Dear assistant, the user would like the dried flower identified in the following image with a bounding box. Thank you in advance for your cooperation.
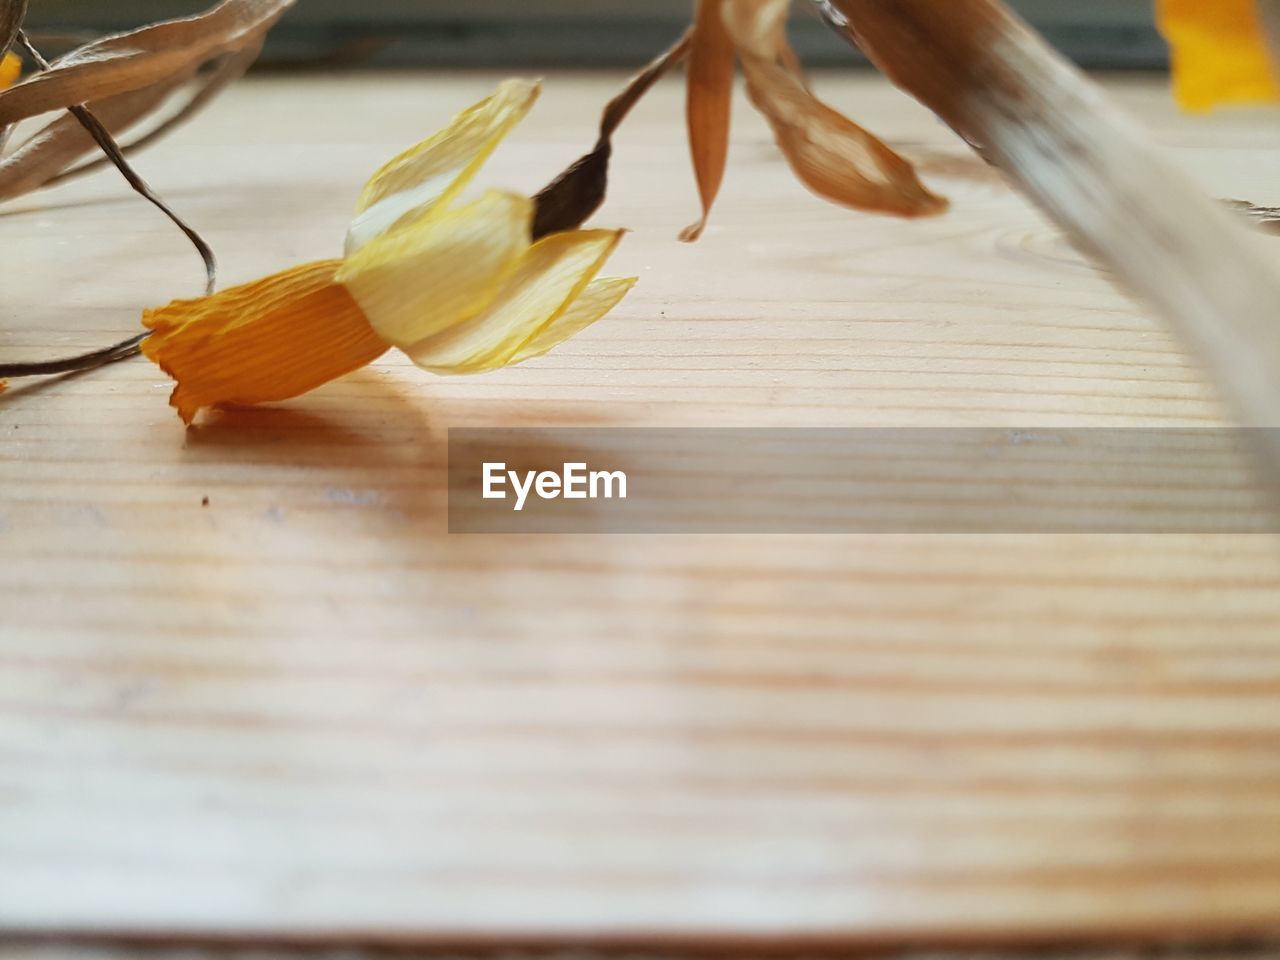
[1157,0,1280,111]
[143,79,636,424]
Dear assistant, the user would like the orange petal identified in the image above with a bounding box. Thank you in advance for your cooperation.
[723,0,946,218]
[142,259,389,424]
[0,52,19,90]
[681,0,736,242]
[1157,0,1280,111]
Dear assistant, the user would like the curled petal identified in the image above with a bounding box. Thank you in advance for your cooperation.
[1156,0,1280,110]
[405,228,627,374]
[510,276,637,365]
[338,188,533,349]
[723,0,946,217]
[681,0,736,241]
[142,259,388,424]
[346,78,539,254]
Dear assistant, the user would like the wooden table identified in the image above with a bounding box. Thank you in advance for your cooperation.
[2,70,1279,949]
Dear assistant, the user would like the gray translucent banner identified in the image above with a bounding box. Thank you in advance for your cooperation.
[448,428,1280,534]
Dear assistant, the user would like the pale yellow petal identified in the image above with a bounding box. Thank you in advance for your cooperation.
[337,189,533,348]
[345,78,540,254]
[405,229,625,374]
[510,276,637,365]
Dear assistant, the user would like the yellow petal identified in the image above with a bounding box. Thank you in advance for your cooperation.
[722,0,946,218]
[0,52,19,91]
[142,259,389,424]
[1157,0,1280,111]
[510,276,637,365]
[337,188,533,349]
[345,78,540,254]
[402,228,625,374]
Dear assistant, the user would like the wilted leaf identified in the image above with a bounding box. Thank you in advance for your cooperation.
[45,42,264,187]
[680,0,736,241]
[532,28,691,239]
[0,0,294,199]
[723,0,946,218]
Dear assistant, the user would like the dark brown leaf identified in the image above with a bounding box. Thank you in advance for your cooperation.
[532,28,691,239]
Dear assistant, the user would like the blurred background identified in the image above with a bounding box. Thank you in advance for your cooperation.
[25,0,1164,69]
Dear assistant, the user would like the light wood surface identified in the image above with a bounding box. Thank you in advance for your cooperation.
[2,70,1280,946]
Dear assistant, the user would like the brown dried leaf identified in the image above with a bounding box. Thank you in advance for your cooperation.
[532,28,691,239]
[723,0,946,218]
[46,44,262,188]
[0,0,292,132]
[0,0,291,210]
[0,73,173,199]
[680,0,737,241]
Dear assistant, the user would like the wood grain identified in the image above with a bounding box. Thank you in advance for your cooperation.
[1,71,1280,946]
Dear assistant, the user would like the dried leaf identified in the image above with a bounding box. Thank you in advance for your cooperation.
[10,30,217,295]
[0,0,292,130]
[680,0,736,241]
[723,0,946,218]
[532,28,691,239]
[46,43,263,186]
[0,71,172,199]
[0,0,293,197]
[143,259,388,425]
[0,0,293,383]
